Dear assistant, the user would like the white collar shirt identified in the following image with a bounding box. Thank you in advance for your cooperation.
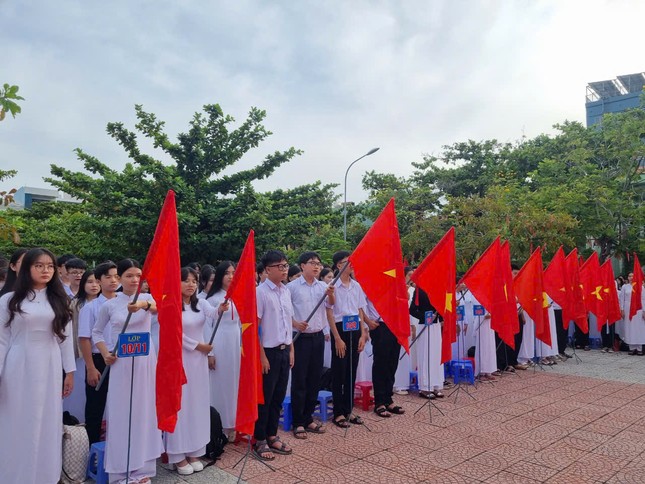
[287,277,331,333]
[332,278,367,322]
[257,279,294,347]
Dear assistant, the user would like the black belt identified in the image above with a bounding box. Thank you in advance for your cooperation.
[265,344,289,351]
[293,330,323,338]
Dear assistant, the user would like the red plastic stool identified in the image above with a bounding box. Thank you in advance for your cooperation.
[354,381,374,411]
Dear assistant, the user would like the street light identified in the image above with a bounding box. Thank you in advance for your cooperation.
[343,147,380,241]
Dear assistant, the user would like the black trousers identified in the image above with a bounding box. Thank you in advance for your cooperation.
[291,331,324,428]
[254,346,290,441]
[495,318,523,369]
[370,323,401,407]
[330,322,360,418]
[553,309,568,354]
[574,322,589,348]
[601,323,616,349]
[85,354,109,445]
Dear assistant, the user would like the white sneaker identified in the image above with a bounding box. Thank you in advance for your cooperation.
[176,462,194,475]
[189,459,204,472]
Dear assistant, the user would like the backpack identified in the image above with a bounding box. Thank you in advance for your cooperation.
[205,406,228,460]
[60,424,89,484]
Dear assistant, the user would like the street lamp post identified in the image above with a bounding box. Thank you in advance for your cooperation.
[343,147,380,241]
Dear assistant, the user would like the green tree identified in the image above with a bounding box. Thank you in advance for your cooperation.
[0,84,24,121]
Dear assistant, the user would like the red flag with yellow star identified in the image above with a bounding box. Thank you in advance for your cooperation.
[411,227,456,363]
[513,248,550,346]
[579,252,607,326]
[458,237,500,312]
[141,190,185,432]
[565,249,588,333]
[600,260,621,327]
[349,198,411,352]
[490,240,520,349]
[544,247,573,330]
[630,254,643,319]
[226,230,263,435]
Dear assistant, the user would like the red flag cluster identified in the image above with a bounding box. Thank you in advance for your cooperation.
[514,248,550,346]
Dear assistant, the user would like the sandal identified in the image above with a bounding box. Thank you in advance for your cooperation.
[306,422,325,434]
[432,391,444,399]
[293,426,308,439]
[375,405,392,418]
[252,440,275,461]
[332,416,350,428]
[349,414,364,425]
[419,390,436,399]
[267,436,292,455]
[386,404,405,414]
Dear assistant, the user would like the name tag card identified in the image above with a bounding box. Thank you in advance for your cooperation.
[342,315,360,332]
[118,332,151,357]
[473,305,485,317]
[424,311,437,325]
[457,305,465,322]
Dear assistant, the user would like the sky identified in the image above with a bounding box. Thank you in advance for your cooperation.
[2,0,644,204]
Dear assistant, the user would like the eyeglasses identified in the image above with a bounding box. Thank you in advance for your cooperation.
[267,263,289,271]
[306,261,323,267]
[33,263,56,272]
[68,270,85,277]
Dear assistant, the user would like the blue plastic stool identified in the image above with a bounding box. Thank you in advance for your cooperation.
[590,337,602,349]
[87,441,109,484]
[452,360,475,385]
[313,390,334,422]
[409,371,419,392]
[279,396,292,431]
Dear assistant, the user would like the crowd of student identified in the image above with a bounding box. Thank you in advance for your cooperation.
[0,247,643,484]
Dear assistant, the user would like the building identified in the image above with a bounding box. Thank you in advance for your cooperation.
[10,186,79,209]
[585,72,645,127]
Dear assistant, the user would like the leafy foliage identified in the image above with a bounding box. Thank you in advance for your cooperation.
[0,84,24,121]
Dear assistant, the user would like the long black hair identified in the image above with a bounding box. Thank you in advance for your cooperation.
[0,248,29,297]
[74,269,97,308]
[181,267,200,312]
[206,261,235,299]
[6,248,71,341]
[199,264,216,293]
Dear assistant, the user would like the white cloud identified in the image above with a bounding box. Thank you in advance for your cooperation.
[1,0,644,205]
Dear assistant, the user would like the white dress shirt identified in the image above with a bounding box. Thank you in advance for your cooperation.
[257,279,294,347]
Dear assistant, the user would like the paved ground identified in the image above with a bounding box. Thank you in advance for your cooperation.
[154,349,645,483]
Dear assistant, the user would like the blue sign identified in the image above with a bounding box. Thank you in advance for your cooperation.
[424,311,436,325]
[117,332,151,357]
[457,305,465,322]
[342,315,360,332]
[473,305,485,317]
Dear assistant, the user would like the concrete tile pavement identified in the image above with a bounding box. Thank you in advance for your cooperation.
[156,349,645,483]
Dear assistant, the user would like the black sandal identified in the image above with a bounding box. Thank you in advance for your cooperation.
[349,414,364,425]
[332,416,350,428]
[293,426,308,439]
[386,404,405,414]
[306,422,325,434]
[267,436,292,455]
[252,440,275,461]
[375,405,392,418]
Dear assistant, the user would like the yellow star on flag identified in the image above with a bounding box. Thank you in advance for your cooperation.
[445,293,453,312]
[239,322,252,356]
[591,286,603,301]
[542,292,549,308]
[503,284,508,301]
[383,269,396,278]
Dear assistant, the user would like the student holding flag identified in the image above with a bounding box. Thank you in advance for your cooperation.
[287,251,335,438]
[92,259,163,484]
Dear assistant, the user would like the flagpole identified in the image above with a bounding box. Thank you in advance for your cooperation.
[402,292,465,359]
[292,262,349,343]
[208,304,227,346]
[95,288,142,392]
